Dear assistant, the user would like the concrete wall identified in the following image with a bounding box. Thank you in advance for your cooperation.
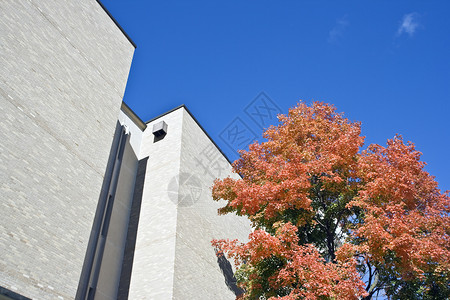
[128,107,251,299]
[94,109,143,300]
[0,0,135,298]
[129,109,184,300]
[173,109,250,300]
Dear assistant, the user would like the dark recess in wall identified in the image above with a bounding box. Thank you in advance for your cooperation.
[117,157,149,299]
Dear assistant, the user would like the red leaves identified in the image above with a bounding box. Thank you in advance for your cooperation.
[213,102,364,225]
[212,102,450,299]
[352,135,450,279]
[213,223,367,299]
[271,244,366,300]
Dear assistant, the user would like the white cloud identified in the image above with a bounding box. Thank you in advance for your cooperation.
[397,13,420,37]
[328,16,349,44]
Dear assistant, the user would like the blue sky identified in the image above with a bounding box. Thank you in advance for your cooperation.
[102,0,450,191]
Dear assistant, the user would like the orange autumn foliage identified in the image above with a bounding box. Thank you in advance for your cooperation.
[212,223,366,299]
[214,102,363,226]
[212,102,450,299]
[352,136,450,279]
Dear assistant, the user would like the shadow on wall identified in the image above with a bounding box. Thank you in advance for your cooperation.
[0,286,32,300]
[215,249,245,298]
[117,157,149,300]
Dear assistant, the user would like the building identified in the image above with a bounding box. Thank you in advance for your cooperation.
[0,1,250,299]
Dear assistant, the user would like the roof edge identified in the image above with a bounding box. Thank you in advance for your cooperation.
[121,102,147,131]
[96,0,137,48]
[145,105,186,124]
[145,105,235,166]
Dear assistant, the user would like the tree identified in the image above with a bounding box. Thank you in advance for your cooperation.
[212,102,450,299]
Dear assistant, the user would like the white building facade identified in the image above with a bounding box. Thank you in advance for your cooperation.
[0,1,250,299]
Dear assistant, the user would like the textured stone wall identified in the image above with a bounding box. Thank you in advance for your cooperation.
[93,109,143,300]
[173,109,250,300]
[129,109,184,300]
[128,107,251,299]
[0,0,135,298]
